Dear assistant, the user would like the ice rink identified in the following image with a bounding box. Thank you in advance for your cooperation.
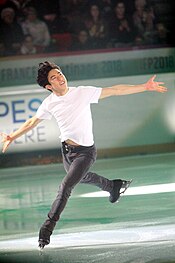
[0,152,175,262]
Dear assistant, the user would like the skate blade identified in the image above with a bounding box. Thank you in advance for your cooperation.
[38,245,45,255]
[120,179,133,195]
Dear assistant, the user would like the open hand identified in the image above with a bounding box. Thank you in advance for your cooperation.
[145,75,167,93]
[0,133,12,153]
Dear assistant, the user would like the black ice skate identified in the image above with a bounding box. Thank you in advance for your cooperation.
[38,242,45,251]
[109,179,132,203]
[38,227,51,251]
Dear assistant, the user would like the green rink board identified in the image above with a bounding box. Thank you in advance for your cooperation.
[0,47,174,87]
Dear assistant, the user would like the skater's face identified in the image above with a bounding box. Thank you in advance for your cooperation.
[46,69,68,95]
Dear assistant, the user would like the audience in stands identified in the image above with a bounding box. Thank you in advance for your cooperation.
[60,0,88,35]
[154,22,171,46]
[20,7,51,53]
[71,29,92,51]
[0,0,32,22]
[43,13,70,35]
[0,0,174,57]
[133,0,155,45]
[84,3,109,49]
[33,0,70,35]
[100,0,113,19]
[109,1,136,47]
[0,7,24,55]
[20,33,36,55]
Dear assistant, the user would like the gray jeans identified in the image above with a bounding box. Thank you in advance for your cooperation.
[40,142,113,234]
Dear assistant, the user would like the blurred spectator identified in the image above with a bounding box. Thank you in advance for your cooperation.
[71,29,92,51]
[0,0,35,22]
[0,7,24,55]
[20,33,36,54]
[109,1,135,47]
[101,0,113,19]
[21,7,51,52]
[32,0,70,35]
[154,22,170,45]
[89,0,113,19]
[60,0,89,34]
[133,0,155,45]
[44,14,70,35]
[84,4,109,49]
[0,0,174,57]
[132,0,147,32]
[133,34,144,48]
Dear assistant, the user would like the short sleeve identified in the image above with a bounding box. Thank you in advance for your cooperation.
[36,101,52,120]
[78,86,102,104]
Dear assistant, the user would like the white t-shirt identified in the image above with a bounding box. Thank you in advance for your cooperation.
[36,86,102,146]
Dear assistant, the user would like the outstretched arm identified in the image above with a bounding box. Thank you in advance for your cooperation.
[1,115,42,153]
[100,75,167,99]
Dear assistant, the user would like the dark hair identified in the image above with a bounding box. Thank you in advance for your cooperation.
[37,61,61,89]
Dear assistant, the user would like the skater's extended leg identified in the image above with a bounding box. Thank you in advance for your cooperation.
[80,172,113,192]
[38,144,96,248]
[81,173,132,203]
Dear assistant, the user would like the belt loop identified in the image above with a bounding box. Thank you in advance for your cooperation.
[62,141,69,154]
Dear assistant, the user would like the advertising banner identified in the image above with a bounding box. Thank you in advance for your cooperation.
[0,88,60,152]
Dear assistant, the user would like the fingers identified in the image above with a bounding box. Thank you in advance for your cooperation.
[0,133,12,142]
[2,146,6,153]
[148,75,164,86]
[150,75,156,82]
[2,145,8,153]
[0,133,12,152]
[2,140,11,153]
[156,85,167,93]
[2,142,6,153]
[0,133,7,143]
[156,81,164,85]
[146,75,167,92]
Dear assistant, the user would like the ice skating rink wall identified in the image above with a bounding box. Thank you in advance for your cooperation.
[0,47,175,155]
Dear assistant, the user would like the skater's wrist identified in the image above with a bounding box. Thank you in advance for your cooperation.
[8,135,14,141]
[144,83,150,91]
